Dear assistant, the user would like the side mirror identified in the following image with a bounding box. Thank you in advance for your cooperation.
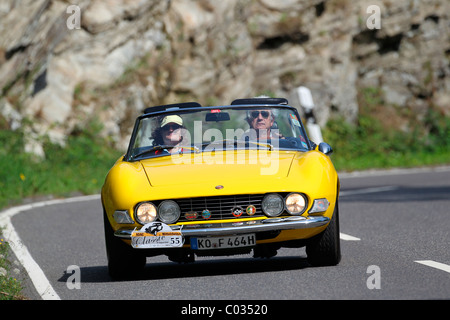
[318,142,333,155]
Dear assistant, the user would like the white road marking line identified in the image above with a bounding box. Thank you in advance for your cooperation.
[340,186,398,197]
[415,260,450,274]
[338,165,450,178]
[1,217,60,300]
[340,233,361,241]
[0,194,100,300]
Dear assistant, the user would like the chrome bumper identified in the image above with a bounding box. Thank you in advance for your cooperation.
[114,216,330,239]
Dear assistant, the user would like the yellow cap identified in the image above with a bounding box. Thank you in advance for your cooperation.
[160,115,183,128]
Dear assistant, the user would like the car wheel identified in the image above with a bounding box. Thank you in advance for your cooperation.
[103,208,146,280]
[306,199,341,266]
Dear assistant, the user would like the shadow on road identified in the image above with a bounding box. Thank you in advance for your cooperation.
[58,255,311,283]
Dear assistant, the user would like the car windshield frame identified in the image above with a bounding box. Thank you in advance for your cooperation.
[124,104,313,162]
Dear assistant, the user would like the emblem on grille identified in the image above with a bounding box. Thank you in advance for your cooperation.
[231,206,244,217]
[201,209,211,220]
[185,211,198,220]
[246,205,256,216]
[215,185,224,189]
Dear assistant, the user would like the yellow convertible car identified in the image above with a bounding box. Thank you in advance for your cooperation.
[102,98,340,279]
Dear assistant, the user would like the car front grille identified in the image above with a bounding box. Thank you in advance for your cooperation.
[174,194,265,222]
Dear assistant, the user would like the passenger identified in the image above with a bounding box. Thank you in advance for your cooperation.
[151,115,190,154]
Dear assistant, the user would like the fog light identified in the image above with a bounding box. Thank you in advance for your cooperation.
[135,202,157,224]
[285,193,307,215]
[262,193,284,217]
[309,198,330,214]
[158,200,181,224]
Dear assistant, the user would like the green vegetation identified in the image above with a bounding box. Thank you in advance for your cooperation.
[323,114,450,171]
[0,231,26,300]
[0,119,122,209]
[322,87,450,171]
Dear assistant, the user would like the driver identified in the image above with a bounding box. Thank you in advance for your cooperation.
[241,108,283,141]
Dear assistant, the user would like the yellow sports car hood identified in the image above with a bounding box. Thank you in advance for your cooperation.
[141,150,295,187]
[101,149,338,214]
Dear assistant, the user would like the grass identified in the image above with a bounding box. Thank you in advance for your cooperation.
[0,120,122,209]
[0,232,27,300]
[322,87,450,171]
[323,112,450,171]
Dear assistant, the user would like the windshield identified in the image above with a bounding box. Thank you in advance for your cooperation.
[127,106,310,161]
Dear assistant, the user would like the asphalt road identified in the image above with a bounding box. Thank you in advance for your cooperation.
[6,166,450,301]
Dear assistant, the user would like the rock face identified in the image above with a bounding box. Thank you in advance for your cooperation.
[0,0,449,152]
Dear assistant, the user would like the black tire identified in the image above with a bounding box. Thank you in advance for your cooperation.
[306,199,341,266]
[103,208,146,280]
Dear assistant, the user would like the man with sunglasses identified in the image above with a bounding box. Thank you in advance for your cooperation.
[243,108,282,141]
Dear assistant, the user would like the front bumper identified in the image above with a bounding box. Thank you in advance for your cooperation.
[114,215,330,239]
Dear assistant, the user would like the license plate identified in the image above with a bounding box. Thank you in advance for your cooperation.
[131,222,184,249]
[190,234,256,250]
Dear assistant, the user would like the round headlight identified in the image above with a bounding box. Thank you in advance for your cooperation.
[135,202,157,224]
[158,200,181,224]
[285,193,307,215]
[262,193,284,217]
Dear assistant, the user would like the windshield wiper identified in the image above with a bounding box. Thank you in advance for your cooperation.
[132,145,200,159]
[244,140,274,151]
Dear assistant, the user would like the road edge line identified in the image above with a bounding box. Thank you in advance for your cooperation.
[340,233,361,241]
[415,260,450,274]
[0,194,100,300]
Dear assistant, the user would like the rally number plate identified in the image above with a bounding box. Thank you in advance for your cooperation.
[190,234,256,250]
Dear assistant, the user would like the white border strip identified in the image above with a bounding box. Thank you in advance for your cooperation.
[0,195,100,300]
[340,233,361,241]
[340,186,398,197]
[415,260,450,274]
[339,165,450,179]
[1,219,60,300]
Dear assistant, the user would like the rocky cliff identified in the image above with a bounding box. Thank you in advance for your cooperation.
[0,0,449,155]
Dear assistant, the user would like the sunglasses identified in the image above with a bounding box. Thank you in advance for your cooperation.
[250,111,270,119]
[162,124,182,131]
